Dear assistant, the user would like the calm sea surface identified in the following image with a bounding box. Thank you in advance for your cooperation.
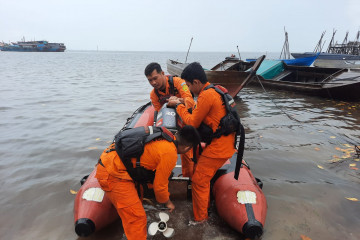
[0,51,359,240]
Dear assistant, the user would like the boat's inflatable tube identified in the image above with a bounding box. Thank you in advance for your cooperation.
[73,168,119,237]
[212,157,267,239]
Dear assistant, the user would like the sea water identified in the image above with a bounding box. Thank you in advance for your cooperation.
[0,51,359,240]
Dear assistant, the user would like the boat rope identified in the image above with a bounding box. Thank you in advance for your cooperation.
[254,75,301,123]
[253,75,360,149]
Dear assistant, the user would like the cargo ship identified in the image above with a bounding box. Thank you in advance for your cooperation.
[0,40,66,52]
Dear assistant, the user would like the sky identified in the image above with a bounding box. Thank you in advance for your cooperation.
[0,0,359,52]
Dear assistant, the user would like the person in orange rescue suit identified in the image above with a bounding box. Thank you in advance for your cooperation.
[145,62,196,178]
[168,62,236,223]
[95,125,201,240]
[145,62,194,112]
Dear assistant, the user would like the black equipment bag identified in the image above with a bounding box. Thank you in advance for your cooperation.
[114,126,174,183]
[201,84,245,180]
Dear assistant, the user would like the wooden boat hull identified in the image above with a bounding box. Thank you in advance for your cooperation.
[251,62,360,101]
[74,102,267,238]
[166,59,253,98]
[314,59,360,69]
[212,158,267,239]
[292,52,360,69]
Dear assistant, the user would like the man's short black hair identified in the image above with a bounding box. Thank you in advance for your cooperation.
[181,62,208,84]
[176,125,201,147]
[145,62,162,76]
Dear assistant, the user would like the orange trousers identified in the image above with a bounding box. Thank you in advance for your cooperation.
[191,155,227,221]
[96,165,147,240]
[180,150,194,178]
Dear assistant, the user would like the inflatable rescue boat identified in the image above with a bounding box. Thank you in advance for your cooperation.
[74,56,267,239]
[73,101,267,239]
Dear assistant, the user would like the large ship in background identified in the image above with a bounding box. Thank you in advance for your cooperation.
[0,39,66,52]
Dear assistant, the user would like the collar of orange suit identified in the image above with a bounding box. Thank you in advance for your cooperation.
[200,82,211,93]
[157,76,171,94]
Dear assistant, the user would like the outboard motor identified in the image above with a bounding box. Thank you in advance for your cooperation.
[155,104,183,133]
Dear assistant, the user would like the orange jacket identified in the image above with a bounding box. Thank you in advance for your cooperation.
[150,76,194,111]
[99,140,177,203]
[176,82,235,159]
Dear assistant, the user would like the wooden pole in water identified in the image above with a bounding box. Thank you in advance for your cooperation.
[185,37,193,63]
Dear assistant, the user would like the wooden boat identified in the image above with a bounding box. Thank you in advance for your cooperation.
[291,52,360,68]
[166,58,255,98]
[246,29,318,67]
[74,100,267,239]
[291,30,360,68]
[281,53,319,66]
[250,60,360,101]
[247,53,319,67]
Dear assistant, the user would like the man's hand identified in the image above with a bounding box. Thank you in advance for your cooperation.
[165,199,175,212]
[167,96,181,108]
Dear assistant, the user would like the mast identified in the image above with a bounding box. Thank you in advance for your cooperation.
[313,31,326,52]
[326,29,337,53]
[185,37,193,63]
[280,27,290,59]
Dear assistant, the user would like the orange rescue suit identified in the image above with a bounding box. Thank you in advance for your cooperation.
[95,140,177,240]
[150,76,194,112]
[150,76,195,177]
[176,82,236,221]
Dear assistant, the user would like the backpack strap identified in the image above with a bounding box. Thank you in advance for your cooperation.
[154,76,178,102]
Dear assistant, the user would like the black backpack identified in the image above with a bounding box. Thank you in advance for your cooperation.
[198,84,245,180]
[114,126,175,183]
[198,84,241,144]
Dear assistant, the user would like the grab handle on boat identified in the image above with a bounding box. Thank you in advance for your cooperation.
[153,111,158,126]
[234,124,246,180]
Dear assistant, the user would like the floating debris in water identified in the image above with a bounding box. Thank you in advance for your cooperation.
[317,165,324,169]
[345,197,359,202]
[70,189,78,195]
[300,234,312,240]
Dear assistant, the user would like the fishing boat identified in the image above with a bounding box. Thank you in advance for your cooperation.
[246,53,319,67]
[247,29,319,67]
[74,93,267,239]
[166,57,257,98]
[0,39,66,52]
[249,60,360,101]
[291,52,360,69]
[292,30,360,68]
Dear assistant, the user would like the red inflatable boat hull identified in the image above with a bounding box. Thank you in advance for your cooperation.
[212,160,267,239]
[73,168,119,237]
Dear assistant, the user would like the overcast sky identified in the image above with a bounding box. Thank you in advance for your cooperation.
[1,0,359,52]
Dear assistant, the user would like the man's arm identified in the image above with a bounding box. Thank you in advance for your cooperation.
[176,92,212,128]
[152,148,177,206]
[174,77,195,109]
